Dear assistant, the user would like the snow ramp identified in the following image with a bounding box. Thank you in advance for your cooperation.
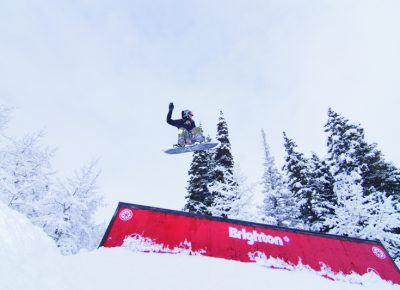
[100,202,400,284]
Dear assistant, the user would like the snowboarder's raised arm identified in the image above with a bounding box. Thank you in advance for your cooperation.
[166,102,181,128]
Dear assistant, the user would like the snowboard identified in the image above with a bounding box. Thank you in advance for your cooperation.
[164,142,219,154]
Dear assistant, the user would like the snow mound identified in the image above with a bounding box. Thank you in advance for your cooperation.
[0,202,69,290]
[0,202,58,259]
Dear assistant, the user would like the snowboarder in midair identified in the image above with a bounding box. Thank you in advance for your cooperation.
[167,102,205,147]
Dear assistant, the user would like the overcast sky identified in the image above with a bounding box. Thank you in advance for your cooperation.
[1,0,399,218]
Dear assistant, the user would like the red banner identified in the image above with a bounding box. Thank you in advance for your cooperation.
[100,203,400,284]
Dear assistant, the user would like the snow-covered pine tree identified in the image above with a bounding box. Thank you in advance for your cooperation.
[0,104,106,254]
[360,142,400,199]
[324,108,400,199]
[324,108,400,238]
[359,192,400,265]
[324,108,400,265]
[354,125,400,259]
[0,132,54,221]
[324,170,368,237]
[308,153,335,232]
[260,130,283,192]
[184,134,214,215]
[282,132,316,230]
[39,161,104,255]
[227,164,257,222]
[0,104,12,132]
[208,111,238,218]
[258,129,294,226]
[324,108,364,177]
[324,170,400,264]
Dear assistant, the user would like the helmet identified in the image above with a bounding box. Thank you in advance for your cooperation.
[181,110,193,119]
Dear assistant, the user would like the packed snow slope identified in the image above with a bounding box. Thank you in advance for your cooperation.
[1,203,398,290]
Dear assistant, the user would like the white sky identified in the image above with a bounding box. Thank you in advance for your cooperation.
[1,0,399,218]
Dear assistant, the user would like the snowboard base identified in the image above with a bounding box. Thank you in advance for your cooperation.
[164,142,219,154]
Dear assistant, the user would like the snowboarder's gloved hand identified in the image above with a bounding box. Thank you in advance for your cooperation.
[169,102,174,111]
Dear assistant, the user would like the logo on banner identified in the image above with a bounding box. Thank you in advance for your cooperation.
[119,209,133,221]
[228,227,288,246]
[372,247,386,259]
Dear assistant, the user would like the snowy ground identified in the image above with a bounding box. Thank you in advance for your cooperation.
[1,203,398,290]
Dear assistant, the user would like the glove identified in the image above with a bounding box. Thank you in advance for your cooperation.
[169,102,174,111]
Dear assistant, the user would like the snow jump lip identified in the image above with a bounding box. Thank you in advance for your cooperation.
[100,202,400,285]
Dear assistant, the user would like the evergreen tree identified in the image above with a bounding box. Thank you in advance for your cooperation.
[308,153,335,232]
[324,108,400,199]
[282,132,316,229]
[360,192,400,264]
[208,166,237,218]
[260,130,283,198]
[259,129,293,226]
[184,134,214,215]
[0,104,12,132]
[0,104,105,254]
[214,111,234,172]
[38,161,104,255]
[324,108,400,243]
[208,111,238,218]
[360,142,400,199]
[325,171,400,263]
[224,164,257,222]
[324,108,364,176]
[324,171,368,236]
[0,109,53,221]
[0,132,54,220]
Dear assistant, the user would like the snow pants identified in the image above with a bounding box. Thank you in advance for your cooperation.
[178,127,205,146]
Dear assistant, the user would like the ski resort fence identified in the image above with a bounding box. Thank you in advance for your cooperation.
[100,202,400,284]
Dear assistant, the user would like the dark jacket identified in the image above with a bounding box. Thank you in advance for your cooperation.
[167,109,196,131]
